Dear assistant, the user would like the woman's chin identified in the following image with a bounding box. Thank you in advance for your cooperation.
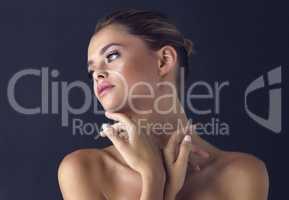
[101,99,129,113]
[99,90,129,111]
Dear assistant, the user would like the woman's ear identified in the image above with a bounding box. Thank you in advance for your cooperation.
[157,45,178,77]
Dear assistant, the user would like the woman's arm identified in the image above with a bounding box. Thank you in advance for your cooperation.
[103,111,167,200]
[163,134,193,200]
[163,124,210,200]
[140,170,166,200]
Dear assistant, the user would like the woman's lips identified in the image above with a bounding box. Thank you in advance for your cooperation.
[98,85,115,96]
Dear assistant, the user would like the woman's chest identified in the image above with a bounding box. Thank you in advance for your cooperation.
[174,168,220,199]
[105,163,222,200]
[104,168,142,200]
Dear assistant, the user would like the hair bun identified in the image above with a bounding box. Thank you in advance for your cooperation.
[183,38,194,56]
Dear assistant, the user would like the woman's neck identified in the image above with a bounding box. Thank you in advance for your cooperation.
[125,97,222,160]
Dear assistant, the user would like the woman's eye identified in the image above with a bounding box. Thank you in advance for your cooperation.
[105,50,120,63]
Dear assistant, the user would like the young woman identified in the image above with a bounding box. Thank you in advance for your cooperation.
[57,9,269,200]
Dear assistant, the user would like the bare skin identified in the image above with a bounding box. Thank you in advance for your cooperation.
[58,145,268,200]
[58,24,269,200]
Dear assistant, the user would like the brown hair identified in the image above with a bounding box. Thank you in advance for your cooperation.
[93,8,195,99]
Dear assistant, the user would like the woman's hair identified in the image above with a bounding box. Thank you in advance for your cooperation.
[93,8,195,99]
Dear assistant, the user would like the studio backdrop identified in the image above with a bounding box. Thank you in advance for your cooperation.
[0,0,288,199]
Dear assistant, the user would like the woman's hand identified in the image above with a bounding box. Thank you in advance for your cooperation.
[101,111,166,200]
[163,124,210,200]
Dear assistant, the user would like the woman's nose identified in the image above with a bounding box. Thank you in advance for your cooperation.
[96,71,108,81]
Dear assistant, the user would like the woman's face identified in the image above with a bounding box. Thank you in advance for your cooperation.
[87,24,161,113]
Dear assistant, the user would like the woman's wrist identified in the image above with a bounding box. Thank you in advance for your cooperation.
[140,170,166,200]
[140,166,166,184]
[164,183,178,200]
[139,163,166,181]
[165,190,177,200]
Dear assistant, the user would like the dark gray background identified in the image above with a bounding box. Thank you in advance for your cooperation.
[0,0,288,199]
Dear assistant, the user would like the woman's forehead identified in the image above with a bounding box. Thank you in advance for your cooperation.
[88,25,147,57]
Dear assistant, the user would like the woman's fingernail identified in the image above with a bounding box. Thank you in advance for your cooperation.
[184,135,191,142]
[101,123,110,130]
[99,131,104,137]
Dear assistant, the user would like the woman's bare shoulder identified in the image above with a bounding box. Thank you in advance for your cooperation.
[217,151,268,177]
[213,151,269,199]
[58,148,103,169]
[57,146,121,177]
[184,151,269,199]
[57,146,120,199]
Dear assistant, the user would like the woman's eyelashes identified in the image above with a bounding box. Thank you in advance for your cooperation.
[105,50,120,63]
[87,49,120,81]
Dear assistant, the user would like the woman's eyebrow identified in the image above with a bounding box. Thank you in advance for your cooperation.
[99,42,123,55]
[87,42,123,68]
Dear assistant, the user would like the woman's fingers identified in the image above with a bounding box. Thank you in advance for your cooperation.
[164,123,197,161]
[104,112,137,140]
[175,135,192,170]
[175,132,210,172]
[164,130,183,164]
[164,123,197,164]
[113,123,129,140]
[100,122,127,137]
[99,123,110,137]
[104,126,126,150]
[187,123,210,159]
